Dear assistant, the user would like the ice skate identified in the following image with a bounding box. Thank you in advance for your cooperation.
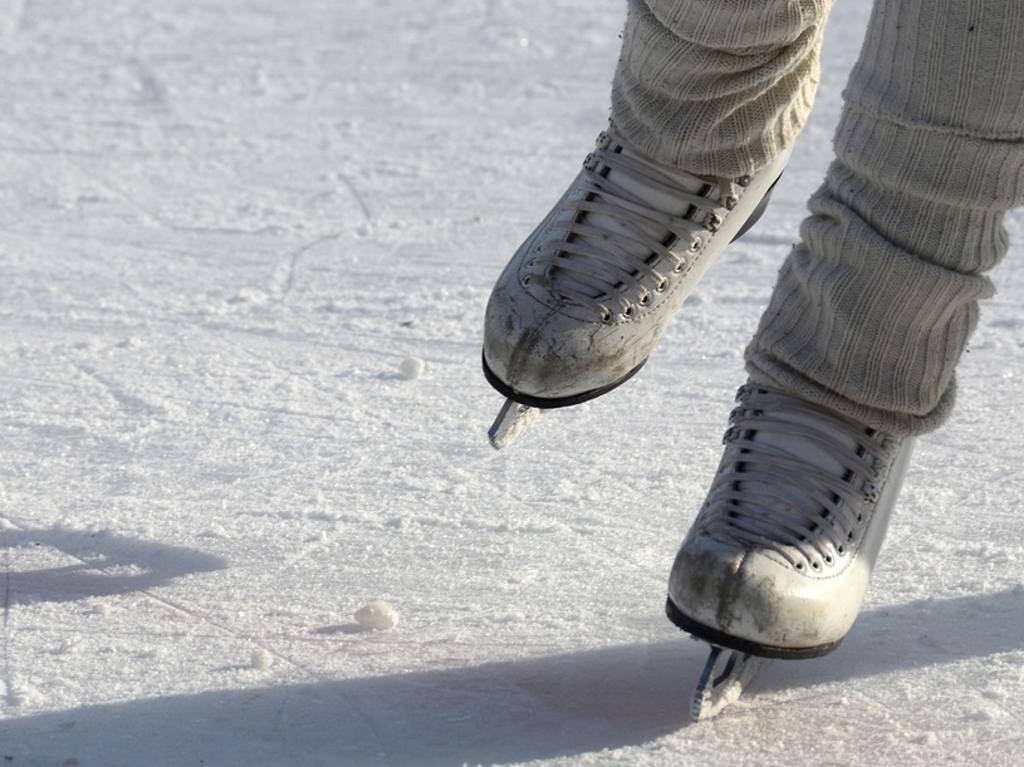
[482,125,789,448]
[666,385,915,719]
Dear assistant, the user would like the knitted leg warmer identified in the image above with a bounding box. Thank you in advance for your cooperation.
[611,0,833,176]
[745,0,1024,436]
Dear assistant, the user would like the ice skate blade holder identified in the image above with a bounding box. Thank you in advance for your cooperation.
[666,598,843,720]
[483,357,646,450]
[691,644,767,721]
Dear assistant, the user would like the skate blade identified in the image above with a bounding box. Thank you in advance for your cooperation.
[691,644,767,722]
[488,398,541,450]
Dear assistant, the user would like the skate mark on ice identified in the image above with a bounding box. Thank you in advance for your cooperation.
[16,127,277,236]
[988,317,1024,330]
[73,363,165,418]
[313,622,368,636]
[337,173,372,222]
[270,233,340,301]
[162,394,344,425]
[24,130,178,230]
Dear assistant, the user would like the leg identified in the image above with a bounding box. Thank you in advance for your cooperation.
[746,0,1024,436]
[482,0,835,444]
[612,0,834,176]
[667,0,1024,692]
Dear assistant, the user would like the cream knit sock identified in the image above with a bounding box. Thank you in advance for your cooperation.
[611,0,833,176]
[745,0,1024,436]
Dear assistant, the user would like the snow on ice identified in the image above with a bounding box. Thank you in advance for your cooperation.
[250,649,274,670]
[399,357,427,380]
[354,600,400,632]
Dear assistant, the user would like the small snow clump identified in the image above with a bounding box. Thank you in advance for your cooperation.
[399,357,425,380]
[251,649,274,669]
[355,600,399,631]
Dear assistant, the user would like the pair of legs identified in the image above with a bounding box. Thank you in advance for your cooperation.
[481,0,1024,677]
[613,0,1024,437]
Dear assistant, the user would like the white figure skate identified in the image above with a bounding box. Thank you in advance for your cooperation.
[666,385,915,719]
[483,125,789,449]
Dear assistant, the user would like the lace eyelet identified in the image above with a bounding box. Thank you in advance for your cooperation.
[521,275,531,286]
[824,554,834,565]
[737,175,752,187]
[689,238,701,253]
[811,561,821,571]
[795,562,805,571]
[655,280,667,293]
[639,294,651,306]
[837,545,845,555]
[708,214,723,232]
[724,195,738,210]
[672,259,686,274]
[621,305,636,319]
[599,310,613,323]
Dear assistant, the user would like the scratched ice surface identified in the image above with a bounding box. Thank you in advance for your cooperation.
[0,2,1021,765]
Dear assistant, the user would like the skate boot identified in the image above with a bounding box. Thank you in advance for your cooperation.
[482,124,789,448]
[665,384,915,719]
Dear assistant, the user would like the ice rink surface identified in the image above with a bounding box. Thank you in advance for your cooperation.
[1,1,1022,765]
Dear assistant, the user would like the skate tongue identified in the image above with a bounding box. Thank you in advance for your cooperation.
[750,412,853,478]
[615,146,706,210]
[705,388,888,565]
[554,143,710,302]
[734,410,864,515]
[582,145,704,263]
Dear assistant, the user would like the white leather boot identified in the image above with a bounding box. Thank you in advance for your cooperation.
[667,384,915,658]
[482,125,789,410]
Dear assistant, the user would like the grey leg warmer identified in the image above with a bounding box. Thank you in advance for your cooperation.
[611,0,834,177]
[745,0,1024,436]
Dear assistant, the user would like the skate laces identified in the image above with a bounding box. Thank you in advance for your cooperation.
[529,126,744,322]
[698,386,895,573]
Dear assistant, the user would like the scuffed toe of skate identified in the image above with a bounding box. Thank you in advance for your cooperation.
[483,284,646,403]
[667,533,858,657]
[667,534,750,634]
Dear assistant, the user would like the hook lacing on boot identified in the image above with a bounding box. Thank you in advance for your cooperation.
[696,386,897,573]
[526,126,745,322]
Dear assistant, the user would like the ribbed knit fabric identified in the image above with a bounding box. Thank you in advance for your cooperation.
[745,0,1024,436]
[611,0,833,176]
